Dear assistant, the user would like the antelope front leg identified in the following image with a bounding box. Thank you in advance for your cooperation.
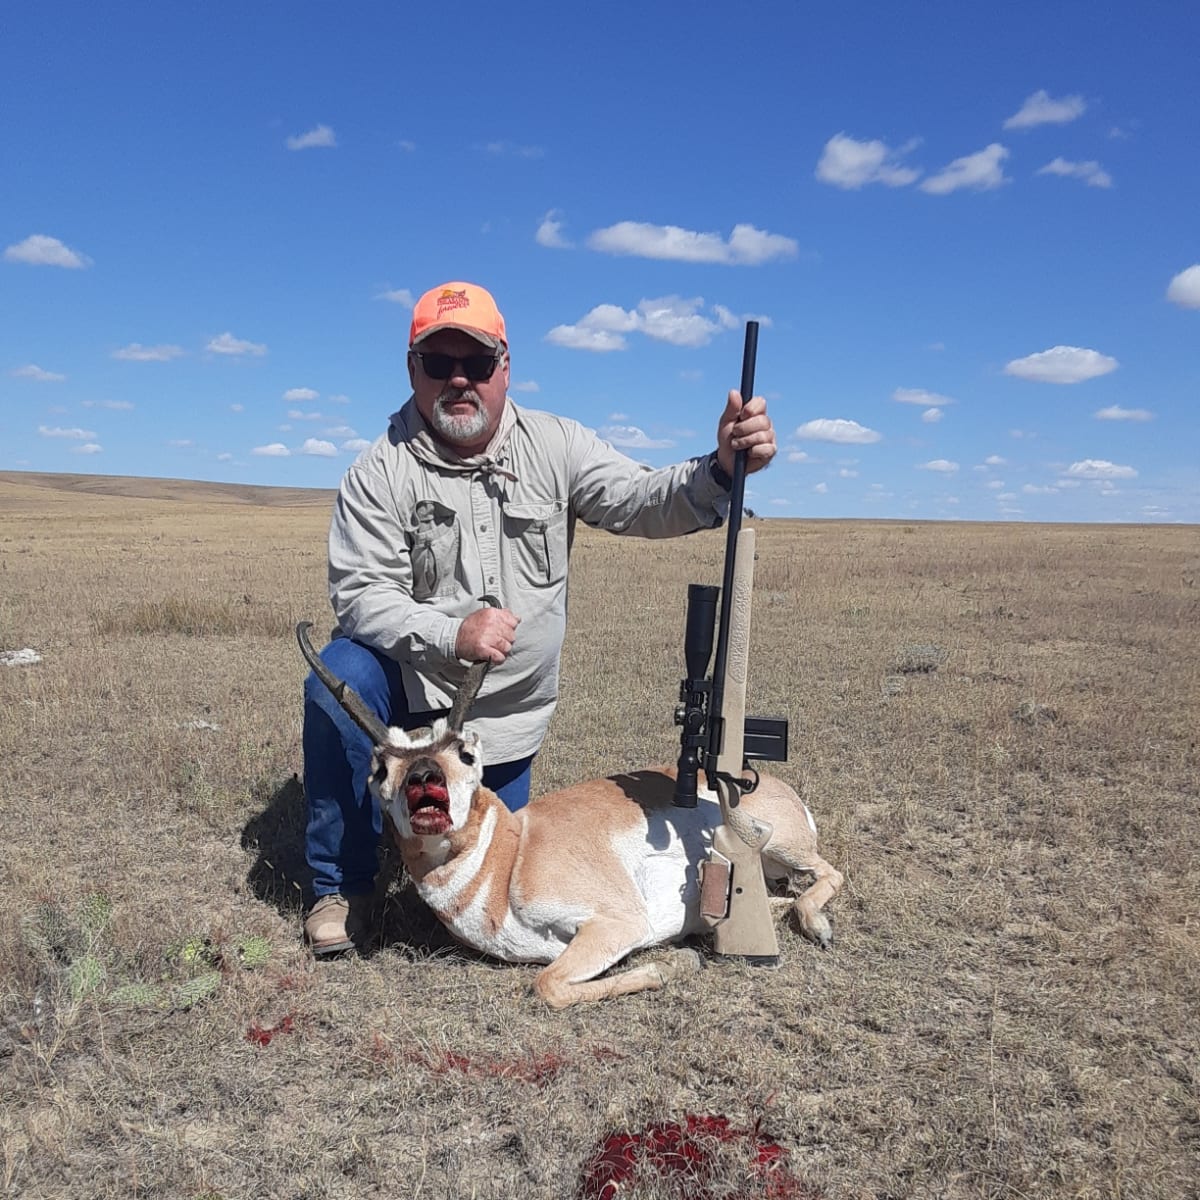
[532,917,700,1010]
[789,855,843,949]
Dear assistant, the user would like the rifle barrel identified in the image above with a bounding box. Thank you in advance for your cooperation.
[706,320,758,778]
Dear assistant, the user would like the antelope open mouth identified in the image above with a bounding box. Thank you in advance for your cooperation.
[405,770,453,835]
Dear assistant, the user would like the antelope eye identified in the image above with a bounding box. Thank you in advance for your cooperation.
[458,747,475,766]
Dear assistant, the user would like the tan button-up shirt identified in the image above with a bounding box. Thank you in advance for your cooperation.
[328,397,731,762]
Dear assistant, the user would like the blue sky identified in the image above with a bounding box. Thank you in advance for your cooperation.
[3,1,1197,522]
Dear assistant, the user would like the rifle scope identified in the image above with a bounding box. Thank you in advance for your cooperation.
[672,583,718,807]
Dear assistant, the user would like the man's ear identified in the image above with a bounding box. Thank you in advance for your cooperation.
[500,350,511,391]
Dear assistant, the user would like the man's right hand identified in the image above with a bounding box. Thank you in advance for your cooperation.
[456,605,520,664]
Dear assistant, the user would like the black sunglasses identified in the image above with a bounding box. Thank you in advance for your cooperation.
[411,351,501,382]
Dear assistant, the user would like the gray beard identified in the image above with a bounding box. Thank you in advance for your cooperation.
[431,390,490,446]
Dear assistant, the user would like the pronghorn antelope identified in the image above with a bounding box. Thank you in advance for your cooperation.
[299,624,842,1009]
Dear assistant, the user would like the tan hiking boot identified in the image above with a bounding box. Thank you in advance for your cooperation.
[304,894,358,957]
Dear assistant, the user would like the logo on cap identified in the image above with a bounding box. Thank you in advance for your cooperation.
[435,289,471,316]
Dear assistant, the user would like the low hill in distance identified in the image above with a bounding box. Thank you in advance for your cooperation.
[0,470,336,509]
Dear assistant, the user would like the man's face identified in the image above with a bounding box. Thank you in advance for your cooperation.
[408,329,510,456]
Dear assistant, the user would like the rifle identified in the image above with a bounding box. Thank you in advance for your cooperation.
[672,321,788,962]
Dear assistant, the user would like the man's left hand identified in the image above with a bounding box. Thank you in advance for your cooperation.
[717,390,776,477]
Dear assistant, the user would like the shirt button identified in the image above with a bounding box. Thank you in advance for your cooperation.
[480,524,488,532]
[488,575,496,584]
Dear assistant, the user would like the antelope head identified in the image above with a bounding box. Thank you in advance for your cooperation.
[296,622,488,838]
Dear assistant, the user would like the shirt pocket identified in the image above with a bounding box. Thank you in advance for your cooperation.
[503,500,568,588]
[405,501,462,602]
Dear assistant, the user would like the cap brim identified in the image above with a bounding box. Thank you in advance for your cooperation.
[410,324,504,351]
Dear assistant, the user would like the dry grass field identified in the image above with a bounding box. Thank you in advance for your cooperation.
[1,469,1197,1200]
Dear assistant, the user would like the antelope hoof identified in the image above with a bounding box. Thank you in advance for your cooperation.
[802,913,834,950]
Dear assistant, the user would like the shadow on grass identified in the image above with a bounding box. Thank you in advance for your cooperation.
[240,774,312,917]
[238,775,469,961]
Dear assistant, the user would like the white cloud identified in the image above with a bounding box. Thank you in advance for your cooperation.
[1022,483,1059,494]
[1064,459,1137,479]
[38,425,97,439]
[4,234,91,268]
[536,210,572,249]
[229,403,244,413]
[342,438,371,453]
[638,296,730,347]
[12,364,65,382]
[322,424,357,437]
[1094,405,1152,421]
[288,410,323,421]
[1004,345,1118,383]
[920,144,1010,194]
[795,418,882,444]
[73,443,103,455]
[1003,90,1086,130]
[709,304,742,330]
[546,296,739,352]
[252,443,290,457]
[112,343,186,361]
[283,387,319,402]
[1166,264,1200,309]
[986,480,1005,490]
[787,450,814,463]
[1037,158,1113,188]
[82,399,134,410]
[286,124,336,151]
[299,438,337,457]
[598,424,675,450]
[922,408,943,423]
[376,288,415,306]
[167,439,194,448]
[512,380,540,393]
[586,221,797,265]
[328,393,350,404]
[217,452,233,462]
[838,468,858,478]
[815,133,921,189]
[813,482,829,494]
[208,332,267,356]
[893,387,955,406]
[919,459,959,473]
[985,455,1007,465]
[546,304,639,352]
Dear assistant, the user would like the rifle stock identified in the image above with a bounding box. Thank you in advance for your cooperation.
[700,526,780,961]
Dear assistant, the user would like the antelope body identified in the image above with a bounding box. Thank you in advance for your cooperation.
[377,721,842,1008]
[297,624,842,1008]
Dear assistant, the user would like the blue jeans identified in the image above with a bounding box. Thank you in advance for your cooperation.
[303,637,534,898]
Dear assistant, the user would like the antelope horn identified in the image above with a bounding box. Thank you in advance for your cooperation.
[446,593,501,732]
[296,623,391,747]
[447,658,490,732]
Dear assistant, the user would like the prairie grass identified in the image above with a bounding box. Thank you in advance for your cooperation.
[0,471,1197,1199]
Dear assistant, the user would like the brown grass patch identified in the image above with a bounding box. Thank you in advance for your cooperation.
[1,473,1197,1198]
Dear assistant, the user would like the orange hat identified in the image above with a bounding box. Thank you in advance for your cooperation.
[409,282,507,349]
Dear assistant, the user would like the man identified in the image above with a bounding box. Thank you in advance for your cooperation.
[303,281,777,955]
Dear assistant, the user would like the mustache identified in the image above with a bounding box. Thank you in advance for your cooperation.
[435,388,482,408]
